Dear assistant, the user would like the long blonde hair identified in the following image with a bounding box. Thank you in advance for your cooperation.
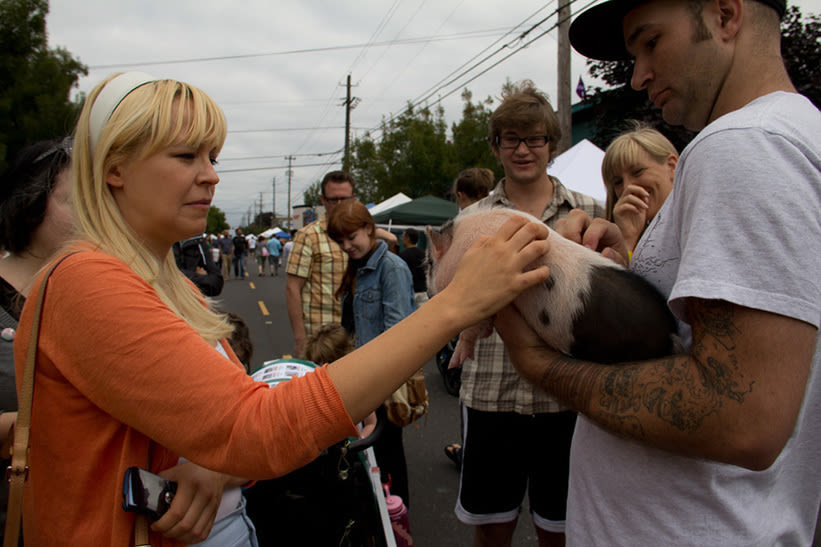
[72,74,233,343]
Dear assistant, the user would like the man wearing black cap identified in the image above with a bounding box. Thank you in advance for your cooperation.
[495,0,821,544]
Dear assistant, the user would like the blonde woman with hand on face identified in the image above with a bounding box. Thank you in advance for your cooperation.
[14,72,551,547]
[601,124,678,253]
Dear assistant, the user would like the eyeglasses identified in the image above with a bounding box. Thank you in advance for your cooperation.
[323,195,354,204]
[495,135,550,150]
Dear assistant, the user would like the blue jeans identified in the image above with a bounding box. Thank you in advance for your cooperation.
[233,253,246,278]
[192,496,259,547]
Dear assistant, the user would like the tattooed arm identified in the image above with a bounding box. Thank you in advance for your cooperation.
[495,299,815,470]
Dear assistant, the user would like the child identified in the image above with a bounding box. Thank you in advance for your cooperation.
[305,324,376,438]
[225,312,253,373]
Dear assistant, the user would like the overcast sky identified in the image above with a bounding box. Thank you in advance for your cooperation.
[47,0,821,228]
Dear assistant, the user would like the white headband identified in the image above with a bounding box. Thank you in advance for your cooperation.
[88,71,157,155]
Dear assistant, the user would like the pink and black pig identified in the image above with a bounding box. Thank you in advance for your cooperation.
[426,206,678,368]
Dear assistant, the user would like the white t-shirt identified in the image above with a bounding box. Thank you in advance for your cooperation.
[567,92,821,546]
[180,342,242,525]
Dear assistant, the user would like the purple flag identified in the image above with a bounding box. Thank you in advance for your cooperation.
[576,76,587,100]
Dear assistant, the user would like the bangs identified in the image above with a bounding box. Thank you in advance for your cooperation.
[327,214,362,241]
[127,81,227,158]
[602,128,678,186]
[173,84,227,153]
[327,201,374,241]
[602,138,645,185]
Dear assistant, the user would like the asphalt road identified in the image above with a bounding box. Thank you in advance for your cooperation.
[216,265,540,546]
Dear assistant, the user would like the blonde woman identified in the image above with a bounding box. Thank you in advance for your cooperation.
[601,124,678,252]
[14,72,551,546]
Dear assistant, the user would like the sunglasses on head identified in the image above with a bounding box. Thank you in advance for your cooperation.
[34,136,73,163]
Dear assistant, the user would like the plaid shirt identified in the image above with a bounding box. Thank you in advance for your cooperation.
[460,178,605,414]
[285,216,348,336]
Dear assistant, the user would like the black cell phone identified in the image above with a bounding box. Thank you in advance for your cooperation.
[122,467,178,521]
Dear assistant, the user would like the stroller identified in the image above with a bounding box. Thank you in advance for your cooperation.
[244,359,396,547]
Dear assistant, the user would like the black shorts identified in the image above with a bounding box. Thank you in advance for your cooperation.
[455,407,577,532]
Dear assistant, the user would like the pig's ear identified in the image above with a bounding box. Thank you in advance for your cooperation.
[426,226,450,261]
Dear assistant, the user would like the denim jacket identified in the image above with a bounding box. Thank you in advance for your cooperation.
[343,240,416,348]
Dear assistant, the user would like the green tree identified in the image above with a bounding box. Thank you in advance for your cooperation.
[346,85,511,203]
[581,58,695,152]
[0,0,88,172]
[206,206,229,234]
[348,102,453,202]
[378,102,452,198]
[781,6,821,108]
[580,5,820,152]
[348,133,385,204]
[450,89,502,180]
[302,180,322,207]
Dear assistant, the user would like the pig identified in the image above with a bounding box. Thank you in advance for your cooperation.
[426,206,678,368]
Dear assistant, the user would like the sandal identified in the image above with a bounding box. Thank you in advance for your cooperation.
[443,443,463,469]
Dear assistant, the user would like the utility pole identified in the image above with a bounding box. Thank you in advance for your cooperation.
[272,176,276,227]
[341,74,360,172]
[285,155,295,230]
[557,0,572,154]
[344,74,351,170]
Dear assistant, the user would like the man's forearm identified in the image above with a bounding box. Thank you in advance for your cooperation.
[284,277,307,357]
[500,299,814,471]
[536,352,751,459]
[518,343,785,473]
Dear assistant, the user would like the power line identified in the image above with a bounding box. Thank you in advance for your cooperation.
[346,0,403,76]
[414,0,592,109]
[406,2,557,110]
[220,2,589,208]
[227,126,368,134]
[357,0,430,83]
[216,160,342,174]
[88,29,509,70]
[300,3,560,188]
[292,2,402,161]
[365,0,593,140]
[219,149,343,162]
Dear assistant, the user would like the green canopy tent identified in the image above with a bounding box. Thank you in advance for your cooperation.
[371,194,458,226]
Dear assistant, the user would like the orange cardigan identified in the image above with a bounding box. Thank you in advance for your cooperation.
[15,249,356,546]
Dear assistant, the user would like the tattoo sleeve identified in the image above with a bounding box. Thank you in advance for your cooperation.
[542,299,754,442]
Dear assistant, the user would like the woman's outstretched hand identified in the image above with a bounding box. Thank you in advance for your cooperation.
[440,216,551,327]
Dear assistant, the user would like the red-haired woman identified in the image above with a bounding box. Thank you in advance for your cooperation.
[327,199,416,507]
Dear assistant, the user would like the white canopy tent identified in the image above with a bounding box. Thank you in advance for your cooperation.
[547,139,607,204]
[258,227,288,238]
[367,192,412,216]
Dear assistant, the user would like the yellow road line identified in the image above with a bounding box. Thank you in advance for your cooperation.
[249,282,256,289]
[258,301,269,316]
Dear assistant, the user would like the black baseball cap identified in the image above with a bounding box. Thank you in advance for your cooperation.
[569,0,787,61]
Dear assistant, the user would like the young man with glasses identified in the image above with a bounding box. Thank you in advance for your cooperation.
[453,80,604,547]
[495,0,821,544]
[285,170,355,358]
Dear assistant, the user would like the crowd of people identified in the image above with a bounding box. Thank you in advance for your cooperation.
[0,0,818,544]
